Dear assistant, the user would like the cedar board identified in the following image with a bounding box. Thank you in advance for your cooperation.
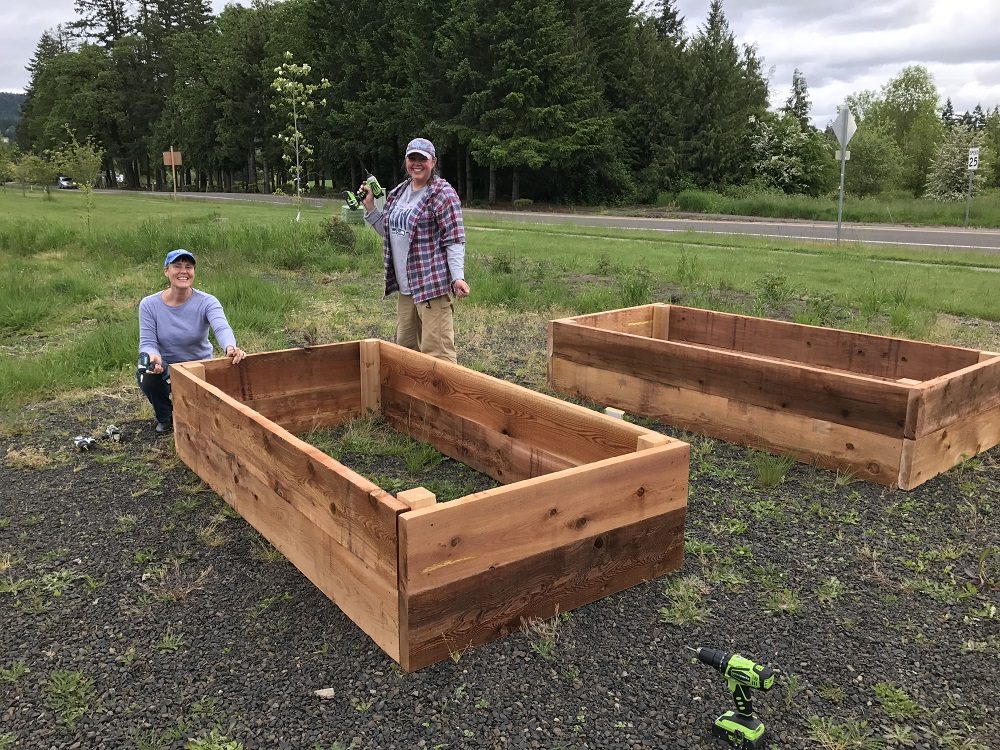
[172,340,689,670]
[548,304,1000,490]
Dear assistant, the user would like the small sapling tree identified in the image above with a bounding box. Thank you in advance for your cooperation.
[49,127,105,228]
[270,52,329,218]
[15,154,58,198]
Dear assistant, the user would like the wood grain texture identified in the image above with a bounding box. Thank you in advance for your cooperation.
[399,443,688,593]
[549,357,903,484]
[171,366,407,654]
[202,342,362,403]
[379,341,649,464]
[399,507,685,671]
[651,304,670,340]
[551,321,910,437]
[667,306,978,380]
[904,357,1000,439]
[552,305,655,335]
[360,339,382,414]
[899,399,1000,490]
[382,385,575,484]
[398,487,436,510]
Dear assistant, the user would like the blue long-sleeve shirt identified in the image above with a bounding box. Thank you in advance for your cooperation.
[138,289,237,364]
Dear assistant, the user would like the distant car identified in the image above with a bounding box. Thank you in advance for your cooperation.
[57,175,78,189]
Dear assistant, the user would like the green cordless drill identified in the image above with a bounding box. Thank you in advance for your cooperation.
[344,174,385,210]
[694,646,776,749]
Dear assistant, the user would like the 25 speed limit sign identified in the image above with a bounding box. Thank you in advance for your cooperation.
[968,147,980,171]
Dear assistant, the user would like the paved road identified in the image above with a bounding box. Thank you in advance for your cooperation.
[132,190,1000,252]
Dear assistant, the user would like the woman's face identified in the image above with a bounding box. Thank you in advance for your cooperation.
[164,259,195,289]
[406,153,435,188]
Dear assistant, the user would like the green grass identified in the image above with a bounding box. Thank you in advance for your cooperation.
[662,187,1000,228]
[3,189,1000,413]
[44,669,94,729]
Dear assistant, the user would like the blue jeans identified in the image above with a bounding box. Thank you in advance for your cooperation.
[138,371,172,425]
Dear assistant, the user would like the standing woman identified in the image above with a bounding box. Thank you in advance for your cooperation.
[361,137,470,364]
[137,249,246,433]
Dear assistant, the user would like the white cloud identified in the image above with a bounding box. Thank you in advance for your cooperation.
[674,0,1000,127]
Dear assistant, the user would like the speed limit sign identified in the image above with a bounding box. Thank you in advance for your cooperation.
[968,147,980,171]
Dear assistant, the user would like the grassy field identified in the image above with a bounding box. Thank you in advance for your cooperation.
[657,187,1000,228]
[1,190,999,750]
[2,188,1000,413]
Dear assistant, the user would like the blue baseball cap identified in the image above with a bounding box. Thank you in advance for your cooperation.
[164,249,196,266]
[405,137,435,159]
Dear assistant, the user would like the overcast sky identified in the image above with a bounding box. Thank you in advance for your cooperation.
[2,0,999,129]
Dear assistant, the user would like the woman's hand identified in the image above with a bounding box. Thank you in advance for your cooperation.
[226,345,246,365]
[150,354,165,374]
[452,280,470,299]
[358,183,375,212]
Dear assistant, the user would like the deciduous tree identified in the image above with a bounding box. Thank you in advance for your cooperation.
[925,125,987,201]
[844,123,901,197]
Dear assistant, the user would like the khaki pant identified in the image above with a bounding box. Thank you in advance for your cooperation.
[396,293,457,363]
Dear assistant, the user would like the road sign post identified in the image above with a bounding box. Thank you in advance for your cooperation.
[163,147,182,199]
[833,107,857,243]
[965,147,979,227]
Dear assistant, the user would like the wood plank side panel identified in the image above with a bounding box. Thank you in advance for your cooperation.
[171,367,406,656]
[173,421,401,661]
[378,342,648,464]
[549,357,904,485]
[202,343,362,402]
[905,357,1000,439]
[665,306,978,380]
[400,443,689,592]
[651,304,670,340]
[899,400,1000,490]
[360,339,382,414]
[550,321,910,437]
[381,386,575,484]
[555,305,655,335]
[247,383,362,434]
[173,369,406,571]
[399,508,685,671]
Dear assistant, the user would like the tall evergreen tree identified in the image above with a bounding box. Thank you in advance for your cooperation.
[783,68,811,128]
[17,28,76,150]
[72,0,133,46]
[940,97,955,128]
[679,0,768,186]
[653,0,684,41]
[625,6,686,198]
[971,104,986,131]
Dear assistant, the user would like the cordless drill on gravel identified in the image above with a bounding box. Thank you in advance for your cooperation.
[694,646,775,749]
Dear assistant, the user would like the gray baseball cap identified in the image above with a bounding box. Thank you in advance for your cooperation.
[405,137,436,159]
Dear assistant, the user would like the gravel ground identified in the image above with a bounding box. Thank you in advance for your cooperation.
[1,385,998,750]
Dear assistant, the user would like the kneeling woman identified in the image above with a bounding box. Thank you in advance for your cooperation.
[137,249,246,432]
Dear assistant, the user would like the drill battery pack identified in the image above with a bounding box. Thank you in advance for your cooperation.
[712,710,767,749]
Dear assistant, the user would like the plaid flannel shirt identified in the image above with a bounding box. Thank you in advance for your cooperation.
[382,176,466,304]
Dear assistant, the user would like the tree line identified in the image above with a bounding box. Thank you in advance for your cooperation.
[10,0,1000,203]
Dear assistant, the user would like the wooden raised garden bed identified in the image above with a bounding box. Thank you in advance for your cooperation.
[170,340,689,670]
[548,304,1000,490]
